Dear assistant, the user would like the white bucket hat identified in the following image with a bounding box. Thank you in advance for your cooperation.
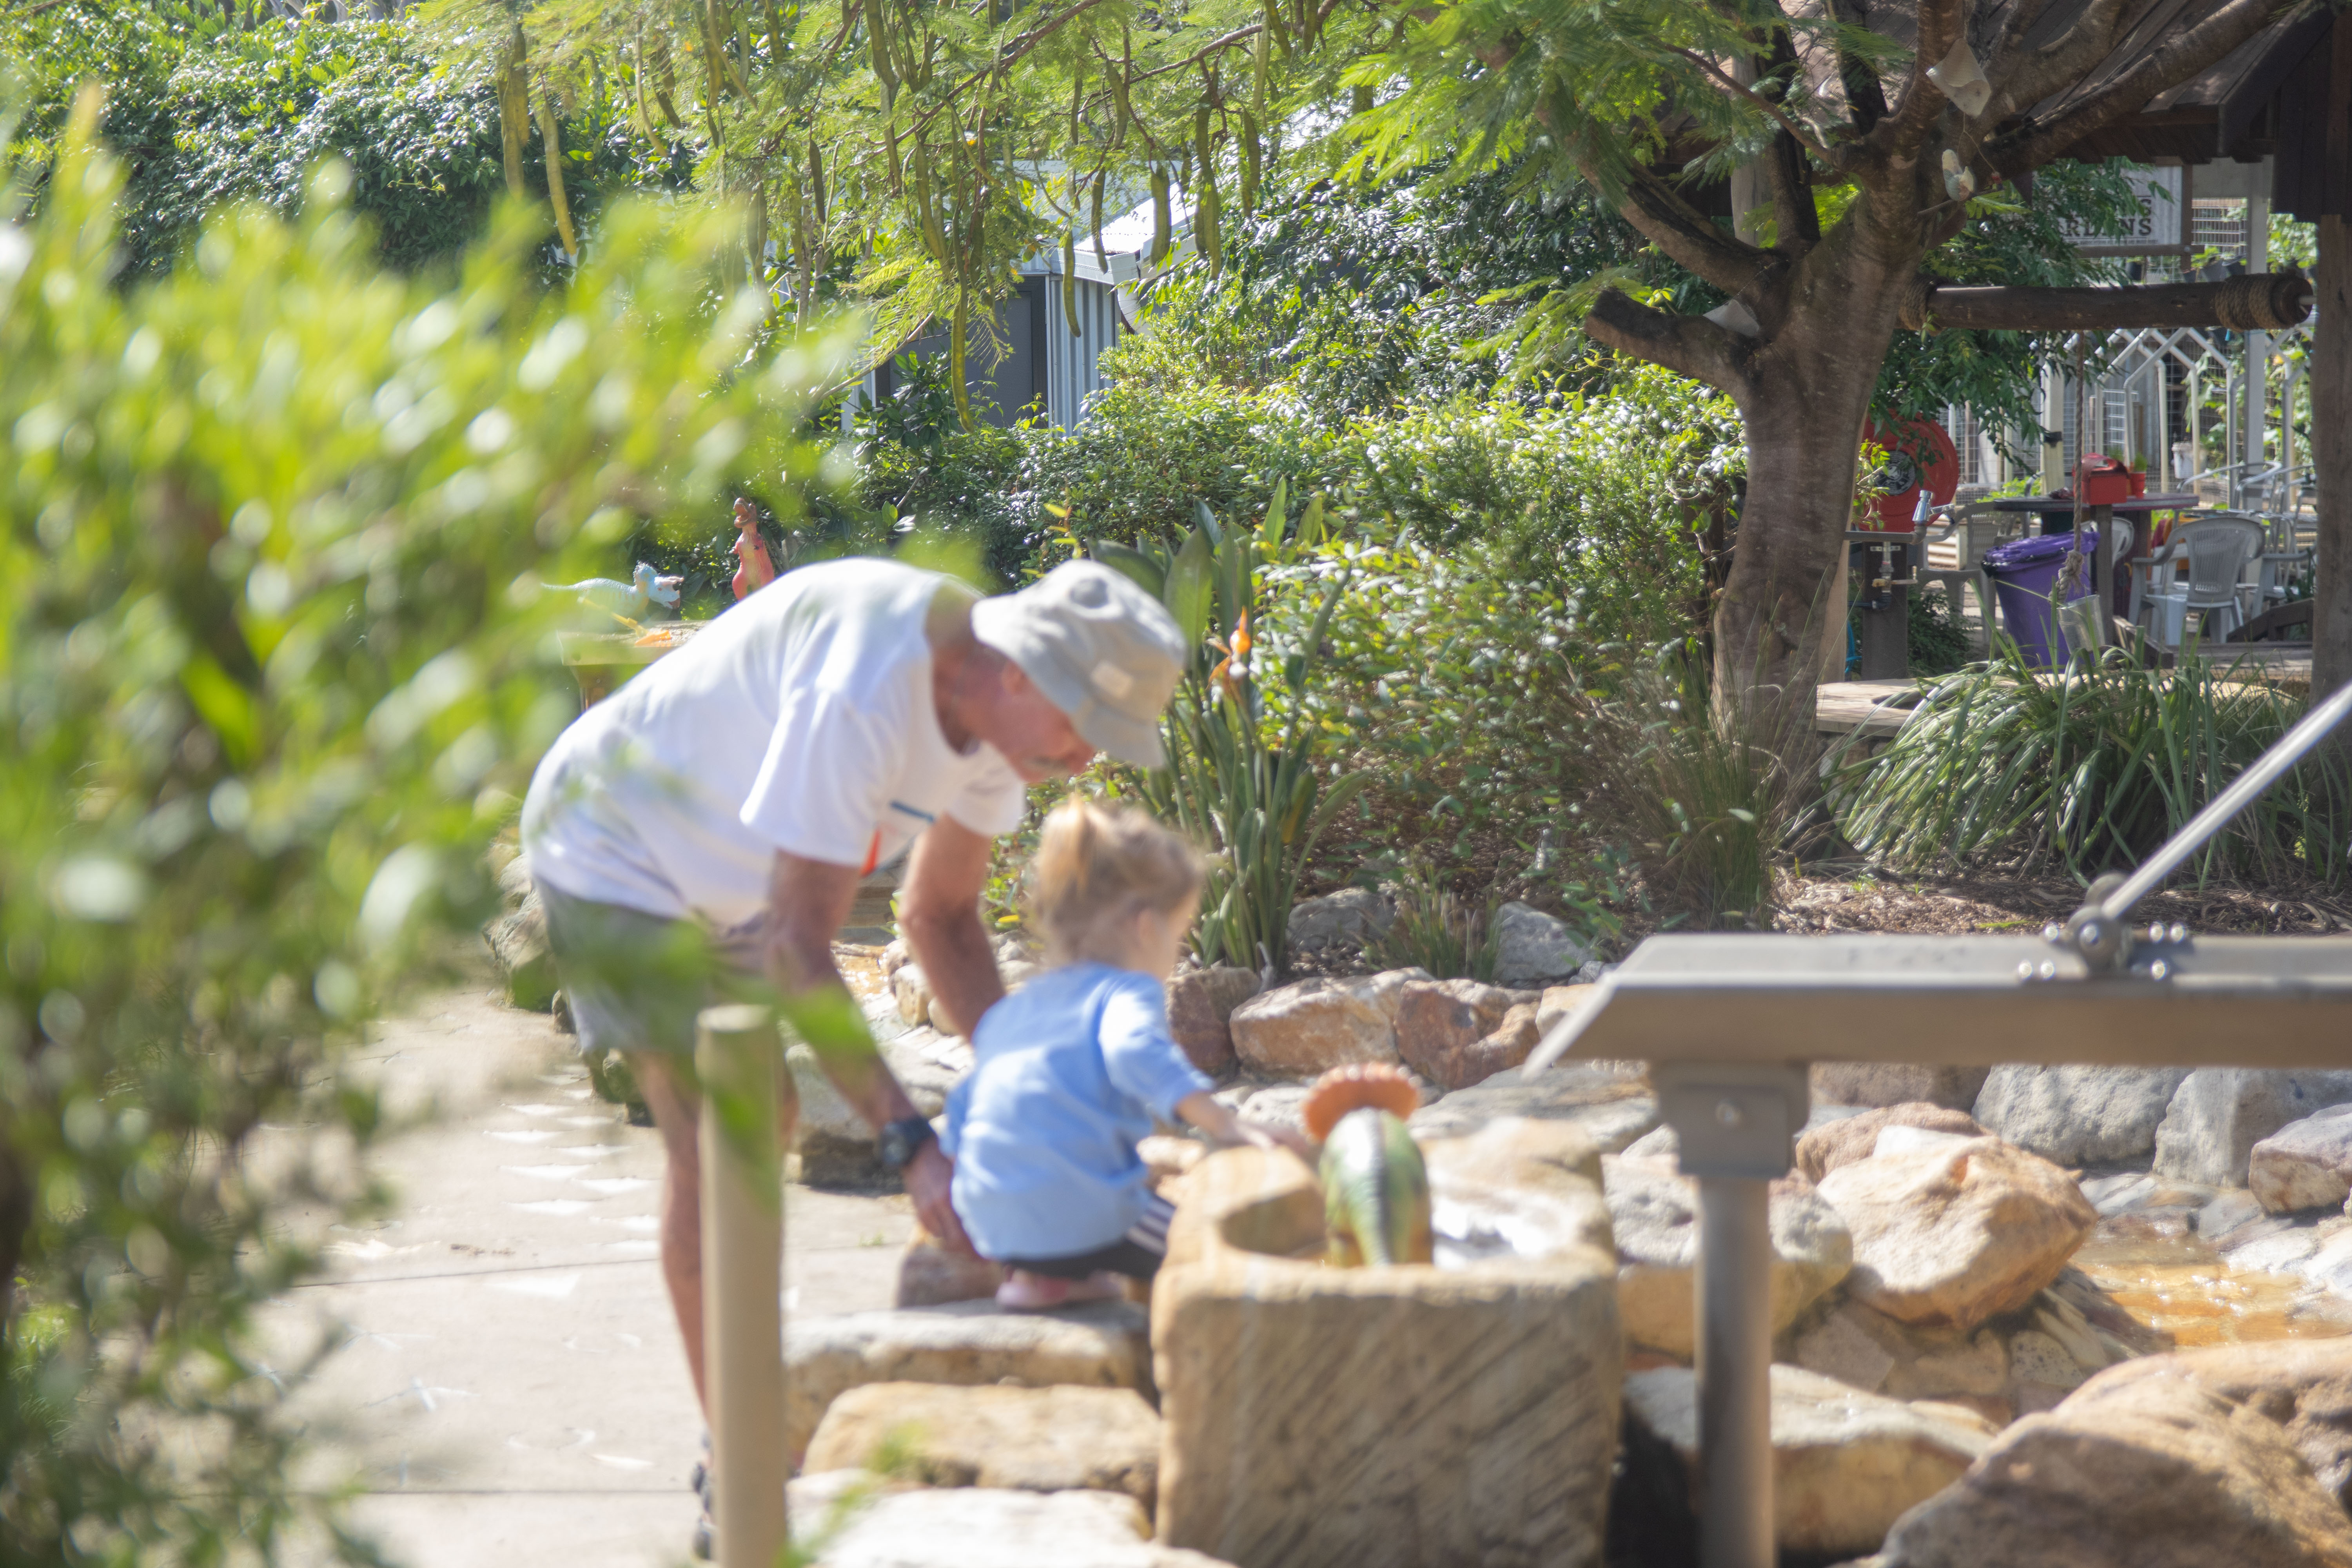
[969,560,1187,767]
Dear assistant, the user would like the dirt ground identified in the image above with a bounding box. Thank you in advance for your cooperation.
[1765,864,2352,939]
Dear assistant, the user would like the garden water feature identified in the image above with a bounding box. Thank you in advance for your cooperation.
[1151,1116,1625,1568]
[2073,1205,2352,1349]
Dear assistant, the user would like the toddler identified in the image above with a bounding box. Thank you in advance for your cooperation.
[942,799,1303,1309]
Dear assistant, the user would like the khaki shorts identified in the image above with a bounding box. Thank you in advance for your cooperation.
[537,880,768,1058]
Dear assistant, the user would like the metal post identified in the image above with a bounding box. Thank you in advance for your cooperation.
[699,1003,786,1568]
[1638,1061,1809,1568]
[1697,1177,1775,1568]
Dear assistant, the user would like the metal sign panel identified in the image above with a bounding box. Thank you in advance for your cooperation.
[1539,933,2352,1071]
[2058,165,2186,255]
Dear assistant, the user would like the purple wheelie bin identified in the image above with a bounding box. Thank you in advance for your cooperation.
[1982,528,2095,669]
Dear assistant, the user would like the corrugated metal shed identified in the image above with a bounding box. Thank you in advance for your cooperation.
[844,188,1189,434]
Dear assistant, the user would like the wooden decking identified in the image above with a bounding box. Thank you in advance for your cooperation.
[1814,646,2319,741]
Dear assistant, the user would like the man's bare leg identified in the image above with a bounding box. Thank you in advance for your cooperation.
[631,1051,797,1418]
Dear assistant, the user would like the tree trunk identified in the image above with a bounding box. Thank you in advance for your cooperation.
[1709,243,1917,750]
[2314,213,2352,713]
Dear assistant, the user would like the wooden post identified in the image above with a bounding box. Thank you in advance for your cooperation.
[2315,16,2352,715]
[699,1003,787,1568]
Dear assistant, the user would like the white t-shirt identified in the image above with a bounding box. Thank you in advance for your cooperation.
[522,558,1026,927]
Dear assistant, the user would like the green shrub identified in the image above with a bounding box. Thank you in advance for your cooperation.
[7,5,671,278]
[1365,864,1501,982]
[0,102,838,1560]
[1267,528,1588,882]
[1831,645,2352,883]
[1572,643,1815,929]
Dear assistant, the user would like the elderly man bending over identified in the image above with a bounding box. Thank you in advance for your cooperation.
[521,556,1184,1548]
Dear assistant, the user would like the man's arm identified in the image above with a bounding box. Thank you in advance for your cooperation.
[897,815,1007,1038]
[766,849,971,1252]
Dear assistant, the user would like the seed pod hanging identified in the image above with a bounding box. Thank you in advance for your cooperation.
[808,138,826,225]
[1062,230,1083,336]
[1148,165,1171,266]
[1091,167,1108,267]
[1192,105,1223,274]
[499,24,530,200]
[1239,109,1261,214]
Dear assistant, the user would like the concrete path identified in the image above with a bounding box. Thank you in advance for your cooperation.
[269,978,911,1568]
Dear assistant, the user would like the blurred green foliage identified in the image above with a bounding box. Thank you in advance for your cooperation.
[0,96,838,1560]
[4,3,679,279]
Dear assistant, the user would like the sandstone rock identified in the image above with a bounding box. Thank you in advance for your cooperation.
[1972,1065,2190,1168]
[2070,1337,2352,1508]
[2007,1327,2090,1399]
[1408,1062,1656,1154]
[796,1482,1234,1568]
[1606,1159,1853,1357]
[1235,1083,1312,1133]
[1815,1138,2096,1332]
[2252,1105,2352,1214]
[2198,1188,2269,1243]
[1138,1134,1206,1195]
[2154,1069,2352,1188]
[1163,966,1261,1078]
[880,937,911,976]
[1797,1104,1987,1183]
[784,1300,1153,1466]
[484,893,558,1012]
[1866,1363,2352,1568]
[1622,1363,1995,1559]
[1155,1122,1621,1568]
[1394,978,1544,1091]
[1796,1299,2009,1400]
[1811,1063,1990,1112]
[894,1224,1004,1308]
[1226,969,1427,1077]
[1492,901,1591,988]
[2301,1229,2352,1297]
[1285,887,1392,955]
[803,1383,1161,1503]
[892,963,935,1028]
[791,1043,890,1186]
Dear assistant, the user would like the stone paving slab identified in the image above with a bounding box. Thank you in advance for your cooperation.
[267,980,913,1567]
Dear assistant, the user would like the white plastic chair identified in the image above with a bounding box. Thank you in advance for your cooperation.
[2130,515,2266,647]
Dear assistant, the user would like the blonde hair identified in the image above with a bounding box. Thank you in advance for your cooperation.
[1026,799,1204,965]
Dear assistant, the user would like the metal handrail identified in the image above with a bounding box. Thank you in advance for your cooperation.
[2063,678,2352,968]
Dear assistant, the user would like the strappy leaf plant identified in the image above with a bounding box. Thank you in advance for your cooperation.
[1096,484,1366,975]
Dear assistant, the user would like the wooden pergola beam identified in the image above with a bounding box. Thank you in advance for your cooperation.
[1899,272,2315,332]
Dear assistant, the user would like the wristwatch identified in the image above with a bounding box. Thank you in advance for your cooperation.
[878,1114,938,1172]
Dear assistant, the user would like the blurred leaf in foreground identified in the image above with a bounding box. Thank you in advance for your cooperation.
[0,89,846,1563]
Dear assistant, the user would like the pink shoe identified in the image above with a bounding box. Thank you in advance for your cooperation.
[995,1270,1126,1311]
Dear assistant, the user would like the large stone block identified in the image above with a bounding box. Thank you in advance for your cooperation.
[1407,1062,1655,1152]
[1811,1062,1990,1112]
[2250,1104,2352,1214]
[1971,1064,2190,1168]
[2067,1336,2352,1509]
[793,1477,1234,1567]
[2153,1069,2352,1188]
[1285,887,1392,955]
[1605,1158,1852,1358]
[783,1300,1152,1468]
[1491,902,1591,988]
[803,1383,1161,1504]
[1165,966,1262,1078]
[1815,1136,2096,1332]
[1865,1361,2352,1568]
[1154,1120,1621,1568]
[1795,1104,1986,1183]
[1394,978,1542,1091]
[1226,969,1426,1077]
[1621,1363,1994,1560]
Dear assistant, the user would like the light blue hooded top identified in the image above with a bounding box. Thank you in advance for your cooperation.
[942,961,1214,1262]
